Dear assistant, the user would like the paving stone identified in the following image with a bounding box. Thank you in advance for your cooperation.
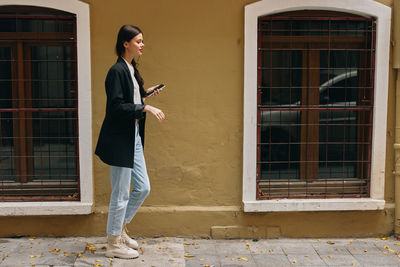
[219,254,257,267]
[313,244,351,255]
[184,239,217,255]
[252,254,292,267]
[215,240,253,255]
[352,253,400,266]
[345,244,384,255]
[0,238,85,266]
[319,254,361,266]
[0,239,21,265]
[185,254,220,267]
[247,241,285,255]
[281,244,319,255]
[286,253,326,266]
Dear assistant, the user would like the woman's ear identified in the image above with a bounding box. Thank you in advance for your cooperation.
[123,41,129,48]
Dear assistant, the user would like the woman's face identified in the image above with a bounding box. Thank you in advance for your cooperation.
[123,33,144,57]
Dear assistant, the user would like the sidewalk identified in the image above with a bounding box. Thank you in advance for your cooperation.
[0,236,400,266]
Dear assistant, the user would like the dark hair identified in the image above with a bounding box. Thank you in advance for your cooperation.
[115,24,144,86]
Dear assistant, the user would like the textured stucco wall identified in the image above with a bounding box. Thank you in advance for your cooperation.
[0,0,396,238]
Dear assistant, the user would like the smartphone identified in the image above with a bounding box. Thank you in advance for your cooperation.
[145,84,165,97]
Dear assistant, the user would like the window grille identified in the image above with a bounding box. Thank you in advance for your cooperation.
[0,6,79,201]
[257,11,375,199]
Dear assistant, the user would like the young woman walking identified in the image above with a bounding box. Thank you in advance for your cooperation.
[95,24,165,259]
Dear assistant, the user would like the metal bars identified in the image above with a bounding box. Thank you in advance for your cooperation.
[256,11,375,199]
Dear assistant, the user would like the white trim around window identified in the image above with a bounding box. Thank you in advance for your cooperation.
[243,0,391,212]
[0,0,93,215]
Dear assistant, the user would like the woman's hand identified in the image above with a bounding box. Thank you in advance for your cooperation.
[145,85,163,97]
[143,105,165,122]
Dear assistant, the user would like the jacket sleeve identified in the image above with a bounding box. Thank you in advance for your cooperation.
[106,67,145,121]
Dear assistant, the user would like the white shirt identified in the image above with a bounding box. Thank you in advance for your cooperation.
[122,57,141,104]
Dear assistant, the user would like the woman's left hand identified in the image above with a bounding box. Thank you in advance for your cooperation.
[145,85,163,97]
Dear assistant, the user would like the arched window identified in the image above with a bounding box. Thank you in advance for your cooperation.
[256,11,375,199]
[0,6,79,201]
[243,0,391,211]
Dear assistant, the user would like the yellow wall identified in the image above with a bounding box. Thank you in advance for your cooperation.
[0,0,396,238]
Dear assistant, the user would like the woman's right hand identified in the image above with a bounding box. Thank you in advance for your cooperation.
[143,105,165,122]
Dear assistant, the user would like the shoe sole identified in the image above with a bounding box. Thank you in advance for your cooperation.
[105,252,139,259]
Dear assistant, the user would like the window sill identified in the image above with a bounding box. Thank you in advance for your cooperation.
[243,198,385,212]
[0,201,93,216]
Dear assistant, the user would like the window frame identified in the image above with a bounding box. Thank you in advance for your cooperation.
[243,0,391,212]
[0,0,92,215]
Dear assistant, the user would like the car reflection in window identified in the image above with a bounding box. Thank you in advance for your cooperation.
[260,70,361,179]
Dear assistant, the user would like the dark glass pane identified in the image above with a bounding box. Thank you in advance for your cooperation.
[0,18,16,32]
[17,19,75,33]
[0,47,13,109]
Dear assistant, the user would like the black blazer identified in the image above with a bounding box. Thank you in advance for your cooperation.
[95,57,147,168]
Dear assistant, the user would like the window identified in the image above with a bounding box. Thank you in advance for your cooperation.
[0,6,79,201]
[243,0,391,212]
[257,11,374,199]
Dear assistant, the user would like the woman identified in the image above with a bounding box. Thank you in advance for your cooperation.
[95,24,165,259]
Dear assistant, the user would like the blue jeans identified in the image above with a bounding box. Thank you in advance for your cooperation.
[107,122,150,236]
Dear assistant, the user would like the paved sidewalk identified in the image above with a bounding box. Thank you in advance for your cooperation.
[0,236,400,266]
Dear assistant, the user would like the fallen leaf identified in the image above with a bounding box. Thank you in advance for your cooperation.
[142,239,146,244]
[96,259,103,262]
[199,258,205,261]
[364,249,368,252]
[317,239,321,242]
[352,263,355,266]
[108,258,113,261]
[64,252,68,256]
[327,255,332,259]
[49,248,60,253]
[158,245,162,249]
[101,246,106,249]
[30,255,42,258]
[86,243,96,253]
[395,243,400,246]
[381,237,388,240]
[184,254,195,258]
[78,253,82,257]
[238,257,248,261]
[183,242,191,246]
[28,237,36,241]
[293,259,297,263]
[327,241,335,245]
[388,249,396,253]
[169,258,176,261]
[245,242,250,246]
[384,245,389,249]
